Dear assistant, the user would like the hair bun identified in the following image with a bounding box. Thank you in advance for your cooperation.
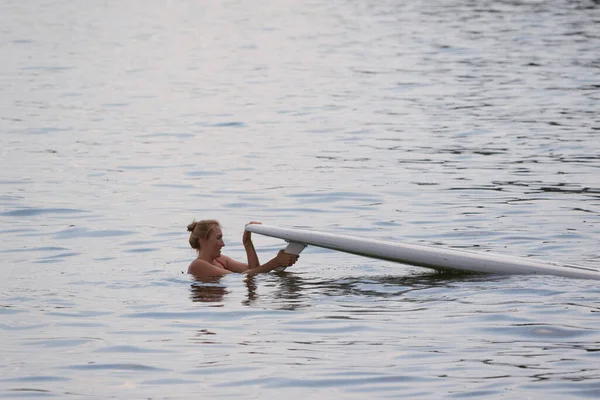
[187,222,197,232]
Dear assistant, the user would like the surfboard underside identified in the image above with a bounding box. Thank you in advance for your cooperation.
[245,224,600,280]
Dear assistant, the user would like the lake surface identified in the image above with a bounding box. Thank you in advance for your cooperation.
[1,0,599,398]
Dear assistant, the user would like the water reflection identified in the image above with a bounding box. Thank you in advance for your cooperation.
[272,271,493,308]
[269,272,308,311]
[190,275,259,304]
[191,329,218,345]
[190,270,492,307]
[241,275,258,306]
[189,276,229,303]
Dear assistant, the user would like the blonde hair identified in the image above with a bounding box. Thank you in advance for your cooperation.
[187,219,220,251]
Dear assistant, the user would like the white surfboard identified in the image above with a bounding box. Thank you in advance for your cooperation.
[245,224,600,280]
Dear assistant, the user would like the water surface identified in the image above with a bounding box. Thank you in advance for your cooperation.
[1,0,599,398]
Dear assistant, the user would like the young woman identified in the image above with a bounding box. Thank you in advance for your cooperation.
[187,220,299,277]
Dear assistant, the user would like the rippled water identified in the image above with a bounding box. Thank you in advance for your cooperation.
[1,0,600,398]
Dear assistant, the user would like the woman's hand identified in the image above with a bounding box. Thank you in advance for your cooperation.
[243,221,261,247]
[276,250,299,267]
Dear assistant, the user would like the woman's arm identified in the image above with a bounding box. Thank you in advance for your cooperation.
[243,223,260,270]
[220,251,299,275]
[213,221,299,274]
[245,251,298,274]
[222,221,261,272]
[219,255,249,273]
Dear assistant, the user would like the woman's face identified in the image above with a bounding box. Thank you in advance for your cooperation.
[201,226,225,257]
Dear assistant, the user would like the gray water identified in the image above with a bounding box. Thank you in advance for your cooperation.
[1,0,600,398]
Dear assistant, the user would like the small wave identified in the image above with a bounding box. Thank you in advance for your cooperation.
[62,363,168,372]
[0,208,87,217]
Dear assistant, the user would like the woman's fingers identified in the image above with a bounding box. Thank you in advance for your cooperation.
[281,252,299,266]
[276,251,300,266]
[243,222,260,245]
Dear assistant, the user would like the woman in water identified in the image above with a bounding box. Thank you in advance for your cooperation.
[187,220,299,277]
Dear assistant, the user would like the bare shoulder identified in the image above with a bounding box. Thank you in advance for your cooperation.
[188,258,232,277]
[187,259,204,274]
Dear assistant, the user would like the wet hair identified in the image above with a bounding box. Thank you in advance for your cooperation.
[187,219,220,251]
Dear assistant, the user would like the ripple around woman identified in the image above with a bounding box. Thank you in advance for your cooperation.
[187,220,299,277]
